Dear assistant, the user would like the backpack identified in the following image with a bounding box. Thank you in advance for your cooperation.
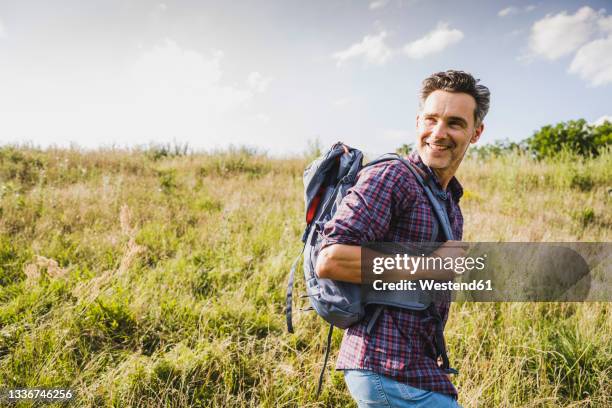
[285,142,457,396]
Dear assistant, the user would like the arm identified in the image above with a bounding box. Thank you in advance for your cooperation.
[317,162,464,283]
[316,241,467,283]
[315,244,362,283]
[316,163,403,281]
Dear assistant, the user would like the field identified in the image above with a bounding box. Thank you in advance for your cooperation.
[0,146,610,407]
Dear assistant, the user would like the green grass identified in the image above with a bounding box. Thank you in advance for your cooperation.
[0,146,610,407]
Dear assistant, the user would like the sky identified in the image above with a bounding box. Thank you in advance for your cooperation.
[0,0,611,156]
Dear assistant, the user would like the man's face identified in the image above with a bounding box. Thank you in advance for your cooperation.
[415,90,483,172]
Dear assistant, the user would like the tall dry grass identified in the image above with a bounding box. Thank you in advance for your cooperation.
[0,145,610,407]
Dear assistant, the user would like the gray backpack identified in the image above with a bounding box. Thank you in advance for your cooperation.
[285,142,457,395]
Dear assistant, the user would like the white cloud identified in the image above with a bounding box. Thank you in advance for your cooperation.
[131,41,222,87]
[333,97,351,107]
[599,15,612,33]
[498,7,519,17]
[0,39,274,150]
[569,36,612,86]
[525,7,612,86]
[402,23,463,59]
[592,115,612,126]
[149,3,168,20]
[332,23,464,66]
[247,71,272,93]
[369,0,389,10]
[129,40,252,114]
[507,28,525,37]
[333,31,393,66]
[252,113,270,124]
[527,6,601,60]
[499,5,536,17]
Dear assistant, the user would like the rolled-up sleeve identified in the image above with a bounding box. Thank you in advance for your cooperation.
[321,162,408,249]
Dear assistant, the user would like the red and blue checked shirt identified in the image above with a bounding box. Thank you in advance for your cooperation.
[321,151,464,397]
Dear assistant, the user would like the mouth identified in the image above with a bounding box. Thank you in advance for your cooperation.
[425,142,452,152]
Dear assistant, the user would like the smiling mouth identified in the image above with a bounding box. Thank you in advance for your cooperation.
[425,142,452,151]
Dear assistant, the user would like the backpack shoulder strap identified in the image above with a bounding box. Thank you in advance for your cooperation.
[392,155,458,373]
[362,153,402,168]
[393,156,454,241]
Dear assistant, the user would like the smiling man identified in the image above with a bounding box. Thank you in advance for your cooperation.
[417,74,486,189]
[316,70,489,407]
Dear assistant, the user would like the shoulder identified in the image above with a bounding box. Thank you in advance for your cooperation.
[359,159,420,190]
[356,160,420,206]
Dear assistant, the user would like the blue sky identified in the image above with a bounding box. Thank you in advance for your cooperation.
[0,0,611,155]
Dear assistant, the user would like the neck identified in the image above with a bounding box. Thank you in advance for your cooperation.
[431,166,456,190]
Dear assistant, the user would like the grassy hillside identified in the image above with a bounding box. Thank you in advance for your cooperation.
[0,146,610,407]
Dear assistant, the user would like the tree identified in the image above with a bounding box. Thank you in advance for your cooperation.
[396,143,414,156]
[469,138,526,160]
[527,119,611,158]
[592,120,612,149]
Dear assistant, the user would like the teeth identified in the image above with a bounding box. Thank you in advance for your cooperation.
[428,143,449,151]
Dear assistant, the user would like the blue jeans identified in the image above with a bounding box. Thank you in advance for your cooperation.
[343,370,462,408]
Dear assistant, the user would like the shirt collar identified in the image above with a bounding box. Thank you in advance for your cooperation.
[406,150,464,202]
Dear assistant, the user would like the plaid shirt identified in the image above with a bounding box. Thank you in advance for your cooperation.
[321,151,464,397]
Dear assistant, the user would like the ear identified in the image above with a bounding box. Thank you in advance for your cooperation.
[415,114,420,130]
[471,122,484,144]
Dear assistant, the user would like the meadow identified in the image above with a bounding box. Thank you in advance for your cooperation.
[0,145,610,407]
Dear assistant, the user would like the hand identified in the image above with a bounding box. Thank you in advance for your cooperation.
[431,240,468,261]
[428,241,470,279]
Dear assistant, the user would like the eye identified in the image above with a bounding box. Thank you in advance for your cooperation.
[449,121,463,129]
[424,117,436,125]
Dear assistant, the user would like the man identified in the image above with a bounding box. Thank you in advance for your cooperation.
[315,70,489,407]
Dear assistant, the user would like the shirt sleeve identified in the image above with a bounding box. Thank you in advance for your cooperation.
[320,162,415,249]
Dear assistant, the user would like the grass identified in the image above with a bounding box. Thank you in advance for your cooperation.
[0,145,610,407]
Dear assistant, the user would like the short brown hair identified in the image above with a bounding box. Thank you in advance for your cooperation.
[420,70,490,125]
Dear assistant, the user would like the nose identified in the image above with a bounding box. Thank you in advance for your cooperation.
[430,122,446,140]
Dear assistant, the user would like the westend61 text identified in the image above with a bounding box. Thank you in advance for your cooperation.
[372,254,487,275]
[372,279,493,291]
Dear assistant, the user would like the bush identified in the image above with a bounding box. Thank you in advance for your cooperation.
[0,147,45,189]
[569,173,594,192]
[469,139,526,160]
[396,143,414,156]
[527,119,611,158]
[144,142,190,161]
